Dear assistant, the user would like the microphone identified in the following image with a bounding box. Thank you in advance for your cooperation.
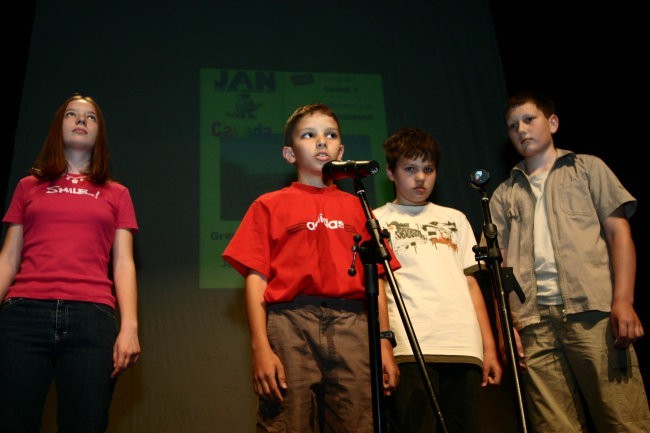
[322,160,380,181]
[469,169,491,190]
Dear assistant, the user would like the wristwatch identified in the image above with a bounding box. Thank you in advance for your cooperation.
[379,330,396,348]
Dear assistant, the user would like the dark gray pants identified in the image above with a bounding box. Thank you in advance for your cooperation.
[261,295,372,433]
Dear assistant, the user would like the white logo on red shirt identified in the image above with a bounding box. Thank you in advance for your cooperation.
[306,213,344,231]
[46,185,100,199]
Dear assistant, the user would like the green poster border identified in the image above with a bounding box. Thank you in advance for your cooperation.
[199,69,390,289]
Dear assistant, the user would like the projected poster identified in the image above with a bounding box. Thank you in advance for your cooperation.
[200,68,390,289]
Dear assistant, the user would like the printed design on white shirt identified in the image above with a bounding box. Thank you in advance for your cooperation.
[385,220,458,253]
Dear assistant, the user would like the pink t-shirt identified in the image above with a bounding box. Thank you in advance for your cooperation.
[3,174,138,308]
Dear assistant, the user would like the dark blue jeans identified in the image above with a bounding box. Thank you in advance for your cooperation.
[0,298,117,433]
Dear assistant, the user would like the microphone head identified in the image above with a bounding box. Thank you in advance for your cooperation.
[358,160,380,176]
[469,169,490,189]
[322,160,380,181]
[322,160,338,181]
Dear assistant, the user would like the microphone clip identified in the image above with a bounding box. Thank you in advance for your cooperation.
[348,234,362,276]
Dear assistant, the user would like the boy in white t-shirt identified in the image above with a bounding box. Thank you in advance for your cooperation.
[374,127,502,433]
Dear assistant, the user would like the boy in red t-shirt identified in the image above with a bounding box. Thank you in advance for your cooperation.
[223,103,399,432]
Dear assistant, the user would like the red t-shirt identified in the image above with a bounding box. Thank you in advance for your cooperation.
[222,182,399,303]
[3,174,138,308]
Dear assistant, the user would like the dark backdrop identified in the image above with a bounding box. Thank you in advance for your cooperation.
[1,1,513,432]
[2,1,647,432]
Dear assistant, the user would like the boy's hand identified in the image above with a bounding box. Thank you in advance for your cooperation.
[381,341,400,396]
[481,348,503,387]
[611,301,645,349]
[252,346,287,402]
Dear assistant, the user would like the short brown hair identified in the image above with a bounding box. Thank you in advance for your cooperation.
[283,103,340,148]
[504,90,556,120]
[383,127,440,171]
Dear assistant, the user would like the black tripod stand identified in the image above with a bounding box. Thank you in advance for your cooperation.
[469,169,530,433]
[350,176,449,433]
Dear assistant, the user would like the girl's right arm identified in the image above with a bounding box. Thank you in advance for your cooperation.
[0,224,23,300]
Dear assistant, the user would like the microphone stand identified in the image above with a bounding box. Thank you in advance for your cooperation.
[469,172,529,433]
[351,177,448,433]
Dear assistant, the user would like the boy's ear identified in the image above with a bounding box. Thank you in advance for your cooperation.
[386,166,395,181]
[336,144,344,160]
[282,146,295,164]
[549,114,559,133]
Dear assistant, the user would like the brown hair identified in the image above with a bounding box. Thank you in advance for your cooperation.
[31,94,111,184]
[504,90,556,120]
[383,127,440,171]
[283,103,340,148]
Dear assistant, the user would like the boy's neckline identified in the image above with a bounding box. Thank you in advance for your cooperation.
[391,201,428,207]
